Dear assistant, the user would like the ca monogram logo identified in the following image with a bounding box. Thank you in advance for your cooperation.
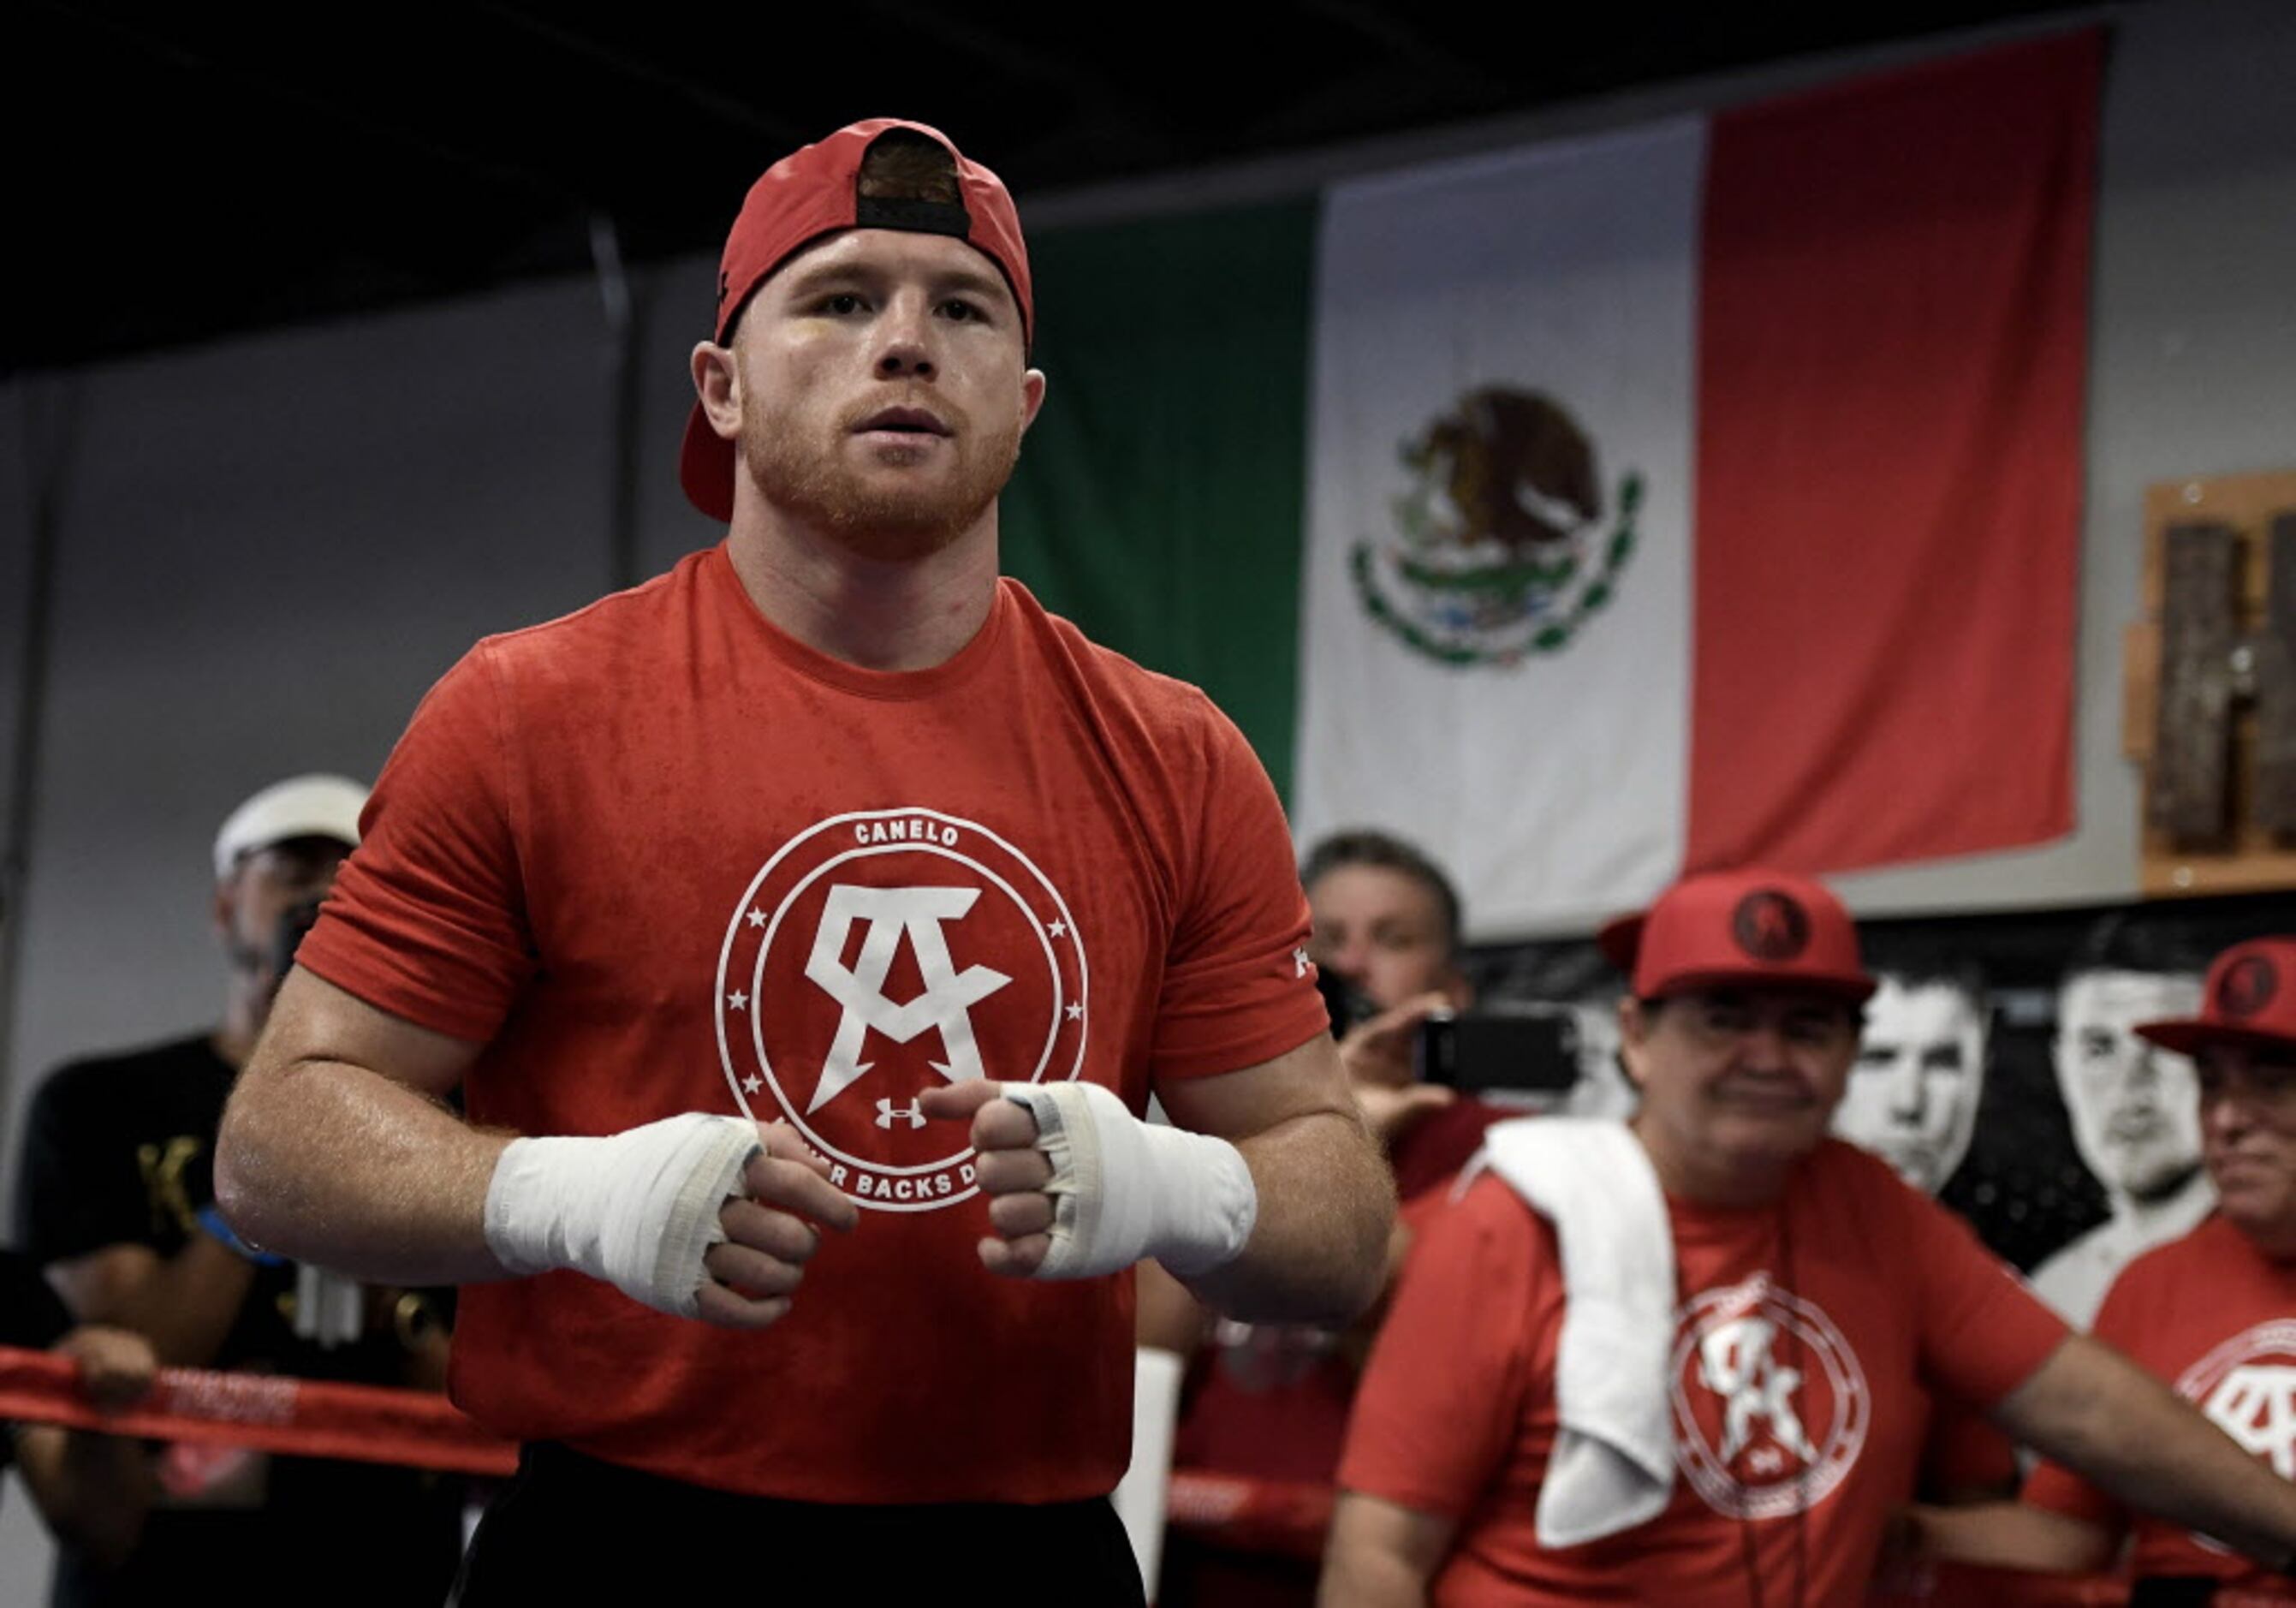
[717,809,1088,1212]
[1671,1275,1869,1521]
[804,884,1013,1111]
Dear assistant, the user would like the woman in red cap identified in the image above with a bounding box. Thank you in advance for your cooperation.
[1912,935,2296,1605]
[1323,873,2296,1606]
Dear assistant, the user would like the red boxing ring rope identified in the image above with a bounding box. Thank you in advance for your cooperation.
[3,1346,2226,1603]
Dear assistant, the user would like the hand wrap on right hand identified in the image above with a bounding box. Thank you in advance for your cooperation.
[482,1112,760,1319]
[996,1081,1258,1281]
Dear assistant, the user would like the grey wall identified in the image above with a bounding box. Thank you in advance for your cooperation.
[1,278,631,1193]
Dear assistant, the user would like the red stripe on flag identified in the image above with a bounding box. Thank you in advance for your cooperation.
[1686,33,2099,877]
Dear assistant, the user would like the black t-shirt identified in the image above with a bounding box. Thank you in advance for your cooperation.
[15,1034,236,1264]
[14,1034,465,1607]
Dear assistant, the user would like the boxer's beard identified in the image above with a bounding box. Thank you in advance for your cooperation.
[741,384,1023,563]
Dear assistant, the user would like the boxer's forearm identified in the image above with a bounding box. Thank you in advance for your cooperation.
[216,1050,511,1284]
[1996,1335,2296,1568]
[215,968,506,1284]
[1181,1105,1392,1326]
[1150,1033,1395,1326]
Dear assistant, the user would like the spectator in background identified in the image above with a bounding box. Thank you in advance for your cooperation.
[1324,868,2296,1606]
[1912,935,2296,1603]
[11,775,461,1608]
[2033,950,2213,1326]
[1832,967,1990,1196]
[1294,829,1499,1175]
[1145,829,1509,1606]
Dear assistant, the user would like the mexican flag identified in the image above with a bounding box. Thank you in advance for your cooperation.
[1005,33,2098,936]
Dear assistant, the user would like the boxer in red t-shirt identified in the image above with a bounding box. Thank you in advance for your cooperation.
[1913,936,2296,1605]
[211,120,1393,1603]
[1324,871,2296,1606]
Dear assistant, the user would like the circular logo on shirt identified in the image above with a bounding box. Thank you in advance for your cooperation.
[2175,1319,2296,1489]
[714,808,1088,1212]
[1730,891,1811,963]
[2216,955,2279,1020]
[1670,1275,1869,1521]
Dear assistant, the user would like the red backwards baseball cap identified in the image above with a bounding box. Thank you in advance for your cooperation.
[1597,867,1876,1004]
[679,117,1035,522]
[2134,937,2296,1057]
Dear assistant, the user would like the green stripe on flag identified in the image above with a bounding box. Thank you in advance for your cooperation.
[1001,199,1318,801]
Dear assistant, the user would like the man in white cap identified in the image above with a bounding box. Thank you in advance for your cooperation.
[12,774,465,1608]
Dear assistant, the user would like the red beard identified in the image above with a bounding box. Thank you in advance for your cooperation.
[739,384,1023,561]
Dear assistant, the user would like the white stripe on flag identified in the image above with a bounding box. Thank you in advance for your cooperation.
[1294,120,1706,935]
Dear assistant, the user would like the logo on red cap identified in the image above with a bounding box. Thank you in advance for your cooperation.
[1731,891,1811,963]
[2218,956,2278,1020]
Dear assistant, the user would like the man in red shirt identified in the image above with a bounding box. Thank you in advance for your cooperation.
[1147,830,1512,1605]
[1916,935,2296,1605]
[1324,870,2296,1606]
[211,120,1392,1603]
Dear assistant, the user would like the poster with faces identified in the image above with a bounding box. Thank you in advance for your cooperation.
[1833,974,1988,1198]
[1471,894,2275,1307]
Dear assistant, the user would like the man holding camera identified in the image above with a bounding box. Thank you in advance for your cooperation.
[1146,829,1510,1605]
[11,774,461,1608]
[1325,869,2296,1605]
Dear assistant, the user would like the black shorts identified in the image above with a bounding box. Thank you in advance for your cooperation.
[453,1442,1147,1605]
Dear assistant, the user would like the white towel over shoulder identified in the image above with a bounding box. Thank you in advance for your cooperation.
[1466,1117,1678,1547]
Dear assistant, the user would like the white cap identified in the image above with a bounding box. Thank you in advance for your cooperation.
[212,774,369,880]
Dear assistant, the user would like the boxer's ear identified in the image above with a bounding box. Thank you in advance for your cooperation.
[692,342,742,440]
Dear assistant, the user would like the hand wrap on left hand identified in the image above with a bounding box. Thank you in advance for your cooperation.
[995,1081,1258,1280]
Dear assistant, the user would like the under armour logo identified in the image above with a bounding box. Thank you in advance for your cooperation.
[717,268,731,307]
[876,1099,926,1130]
[2204,1364,2296,1480]
[1698,1316,1820,1466]
[804,884,1013,1114]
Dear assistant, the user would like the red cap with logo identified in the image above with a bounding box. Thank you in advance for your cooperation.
[678,117,1035,522]
[1597,867,1876,1003]
[2134,936,2296,1057]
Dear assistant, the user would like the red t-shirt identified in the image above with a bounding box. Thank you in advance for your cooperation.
[296,546,1329,1504]
[1173,1097,1514,1486]
[1163,1100,1514,1607]
[1338,1139,2068,1607]
[2023,1213,2296,1597]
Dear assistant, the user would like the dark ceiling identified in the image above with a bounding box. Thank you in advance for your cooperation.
[16,0,2090,374]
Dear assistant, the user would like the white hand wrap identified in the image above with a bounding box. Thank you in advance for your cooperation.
[996,1081,1258,1280]
[482,1112,761,1319]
